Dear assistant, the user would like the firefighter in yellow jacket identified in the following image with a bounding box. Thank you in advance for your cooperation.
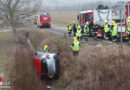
[111,21,118,42]
[76,25,82,41]
[71,37,80,56]
[67,21,73,37]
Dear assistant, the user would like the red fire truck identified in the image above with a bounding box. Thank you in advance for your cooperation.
[77,2,130,39]
[35,13,51,28]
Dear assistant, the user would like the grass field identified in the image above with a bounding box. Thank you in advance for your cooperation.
[51,12,78,27]
[0,13,130,90]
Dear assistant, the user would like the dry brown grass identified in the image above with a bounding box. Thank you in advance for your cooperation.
[5,45,45,90]
[50,12,78,27]
[4,30,130,90]
[53,44,130,90]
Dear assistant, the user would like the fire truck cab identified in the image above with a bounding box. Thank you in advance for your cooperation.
[36,13,51,28]
[77,10,93,25]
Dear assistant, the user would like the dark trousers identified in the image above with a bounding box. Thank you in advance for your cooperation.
[73,51,79,56]
[94,33,97,40]
[77,36,82,41]
[84,34,88,41]
[112,36,117,42]
[105,32,110,40]
[73,32,76,36]
[68,31,72,37]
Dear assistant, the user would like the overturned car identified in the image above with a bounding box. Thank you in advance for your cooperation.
[32,52,60,79]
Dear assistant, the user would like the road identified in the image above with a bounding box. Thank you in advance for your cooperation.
[40,25,114,46]
[0,25,126,46]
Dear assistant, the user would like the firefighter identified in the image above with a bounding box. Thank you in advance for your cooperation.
[41,45,49,52]
[67,21,73,37]
[111,21,118,42]
[81,22,85,35]
[92,21,98,40]
[71,37,80,56]
[104,20,110,40]
[84,22,90,41]
[127,20,130,44]
[72,21,78,36]
[76,25,82,41]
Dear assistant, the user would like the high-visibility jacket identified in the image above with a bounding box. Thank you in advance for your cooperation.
[84,25,89,34]
[72,40,80,51]
[104,23,110,33]
[112,24,118,36]
[127,23,130,34]
[76,28,82,37]
[68,24,73,32]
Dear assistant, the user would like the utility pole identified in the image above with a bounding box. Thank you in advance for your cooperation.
[120,10,123,46]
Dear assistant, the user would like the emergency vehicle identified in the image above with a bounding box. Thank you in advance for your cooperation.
[77,2,130,39]
[77,6,112,38]
[35,13,51,28]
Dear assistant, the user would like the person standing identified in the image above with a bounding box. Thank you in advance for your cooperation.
[104,20,110,40]
[67,21,73,37]
[76,25,82,41]
[84,22,90,41]
[92,21,98,40]
[81,22,85,35]
[72,21,78,36]
[71,37,80,56]
[111,21,118,42]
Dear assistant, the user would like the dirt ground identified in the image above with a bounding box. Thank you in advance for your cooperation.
[50,12,78,27]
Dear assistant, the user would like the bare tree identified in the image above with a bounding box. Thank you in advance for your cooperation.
[0,0,42,42]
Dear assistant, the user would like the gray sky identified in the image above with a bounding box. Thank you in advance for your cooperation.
[42,0,129,7]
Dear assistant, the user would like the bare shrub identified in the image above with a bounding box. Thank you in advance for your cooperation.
[6,45,45,90]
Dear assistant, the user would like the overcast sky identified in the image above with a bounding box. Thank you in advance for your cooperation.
[42,0,129,7]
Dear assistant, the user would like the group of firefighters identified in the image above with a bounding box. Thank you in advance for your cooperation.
[67,20,120,42]
[41,17,130,56]
[67,16,130,56]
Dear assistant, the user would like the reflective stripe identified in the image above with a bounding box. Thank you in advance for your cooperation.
[76,28,82,37]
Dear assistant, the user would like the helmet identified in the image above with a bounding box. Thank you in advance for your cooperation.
[73,21,76,24]
[73,37,77,41]
[128,16,130,20]
[112,21,115,25]
[68,21,71,24]
[44,45,48,49]
[78,25,81,29]
[105,20,108,23]
[86,22,89,25]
